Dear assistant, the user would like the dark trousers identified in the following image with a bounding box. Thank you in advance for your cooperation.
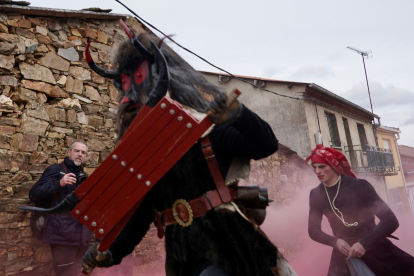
[199,265,230,276]
[180,259,230,276]
[50,244,89,276]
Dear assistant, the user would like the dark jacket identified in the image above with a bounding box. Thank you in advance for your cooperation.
[29,157,93,246]
[109,105,279,276]
[308,175,414,276]
[308,175,399,250]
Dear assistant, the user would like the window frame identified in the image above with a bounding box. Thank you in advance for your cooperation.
[356,123,369,151]
[325,111,341,148]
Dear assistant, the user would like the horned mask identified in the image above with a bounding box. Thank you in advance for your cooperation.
[85,19,170,108]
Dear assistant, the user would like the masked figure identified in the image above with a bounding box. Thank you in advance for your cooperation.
[80,21,297,276]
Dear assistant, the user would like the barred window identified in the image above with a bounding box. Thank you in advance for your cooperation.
[357,123,368,150]
[325,112,341,148]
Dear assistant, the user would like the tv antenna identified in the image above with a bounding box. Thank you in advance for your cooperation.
[347,46,379,146]
[346,46,374,115]
[347,46,373,59]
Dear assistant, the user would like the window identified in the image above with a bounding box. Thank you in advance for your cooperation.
[343,118,357,167]
[325,112,341,148]
[381,139,394,167]
[357,123,368,150]
[383,139,390,150]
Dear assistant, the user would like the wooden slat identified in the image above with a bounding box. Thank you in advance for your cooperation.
[96,117,212,238]
[71,98,173,219]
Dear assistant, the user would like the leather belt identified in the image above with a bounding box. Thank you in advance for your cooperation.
[200,138,232,203]
[163,189,228,227]
[155,136,234,237]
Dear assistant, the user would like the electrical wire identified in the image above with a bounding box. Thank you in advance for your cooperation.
[114,0,375,133]
[115,0,305,101]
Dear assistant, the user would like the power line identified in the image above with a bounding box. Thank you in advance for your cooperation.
[115,0,305,102]
[114,0,375,135]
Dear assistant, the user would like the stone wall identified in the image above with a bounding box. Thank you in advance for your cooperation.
[0,8,312,276]
[250,145,314,259]
[0,10,148,276]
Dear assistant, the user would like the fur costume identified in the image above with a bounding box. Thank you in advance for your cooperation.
[83,26,297,276]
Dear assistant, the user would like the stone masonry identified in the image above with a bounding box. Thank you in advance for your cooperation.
[0,8,148,276]
[0,7,312,276]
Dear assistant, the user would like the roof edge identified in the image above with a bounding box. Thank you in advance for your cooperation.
[308,83,380,119]
[0,4,129,20]
[377,125,401,134]
[199,70,310,86]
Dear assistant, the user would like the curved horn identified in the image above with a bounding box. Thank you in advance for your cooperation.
[119,19,135,39]
[132,37,155,63]
[85,41,120,80]
[119,19,154,63]
[145,41,170,108]
[20,193,79,215]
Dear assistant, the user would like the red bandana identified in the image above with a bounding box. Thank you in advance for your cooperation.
[305,144,357,178]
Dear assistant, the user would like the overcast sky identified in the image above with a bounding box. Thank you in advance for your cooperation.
[28,0,414,147]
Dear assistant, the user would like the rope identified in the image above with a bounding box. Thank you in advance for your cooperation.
[324,175,358,227]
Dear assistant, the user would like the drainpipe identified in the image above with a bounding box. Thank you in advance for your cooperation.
[373,118,380,148]
[375,119,383,203]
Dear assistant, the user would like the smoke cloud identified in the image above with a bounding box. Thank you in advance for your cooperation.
[96,175,414,276]
[261,179,333,276]
[261,175,414,276]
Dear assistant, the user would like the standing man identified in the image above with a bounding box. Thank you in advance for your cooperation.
[29,140,92,276]
[307,144,414,276]
[28,140,134,276]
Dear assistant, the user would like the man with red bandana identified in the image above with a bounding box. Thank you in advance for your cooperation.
[307,144,414,276]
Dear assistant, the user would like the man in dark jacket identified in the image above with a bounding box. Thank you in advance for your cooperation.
[307,144,414,276]
[29,140,92,276]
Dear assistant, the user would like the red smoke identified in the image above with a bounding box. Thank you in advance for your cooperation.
[387,215,414,256]
[93,178,414,276]
[261,182,333,276]
[261,176,414,276]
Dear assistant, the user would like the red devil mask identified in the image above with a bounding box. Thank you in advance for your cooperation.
[85,19,169,108]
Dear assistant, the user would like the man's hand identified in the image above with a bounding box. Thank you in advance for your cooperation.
[207,92,241,126]
[349,242,366,258]
[336,239,351,256]
[60,173,77,187]
[82,242,114,274]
